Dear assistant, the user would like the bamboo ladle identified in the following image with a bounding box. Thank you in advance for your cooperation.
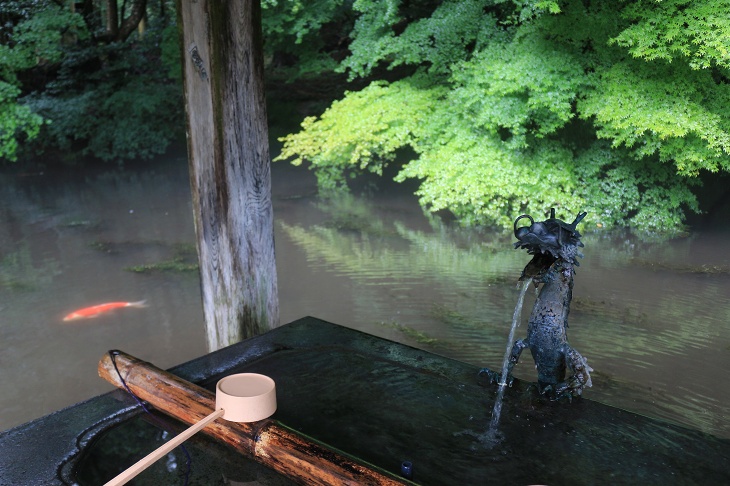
[104,373,277,486]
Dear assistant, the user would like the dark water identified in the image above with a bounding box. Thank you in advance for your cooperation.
[75,414,295,485]
[76,318,730,485]
[1,149,729,443]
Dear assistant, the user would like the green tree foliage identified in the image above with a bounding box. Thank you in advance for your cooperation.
[0,81,43,161]
[278,77,447,190]
[24,27,183,162]
[0,1,85,160]
[276,0,730,234]
[342,0,499,78]
[578,60,730,176]
[261,0,353,78]
[1,0,182,164]
[611,0,730,70]
[4,3,88,69]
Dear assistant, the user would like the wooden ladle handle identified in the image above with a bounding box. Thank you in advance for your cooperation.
[104,408,225,486]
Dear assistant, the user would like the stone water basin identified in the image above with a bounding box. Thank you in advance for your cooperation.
[1,317,728,484]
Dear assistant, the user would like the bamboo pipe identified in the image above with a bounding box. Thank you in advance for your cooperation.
[98,351,410,486]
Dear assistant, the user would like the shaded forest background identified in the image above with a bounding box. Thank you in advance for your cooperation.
[2,0,729,235]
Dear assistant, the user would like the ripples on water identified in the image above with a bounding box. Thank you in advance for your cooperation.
[1,155,729,441]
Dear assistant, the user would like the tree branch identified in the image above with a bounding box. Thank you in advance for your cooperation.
[96,0,146,43]
[116,0,147,42]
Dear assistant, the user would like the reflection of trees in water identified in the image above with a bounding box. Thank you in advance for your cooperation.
[279,191,532,368]
[281,194,729,358]
[0,162,193,289]
[574,285,728,359]
[287,193,524,285]
[0,178,64,292]
[0,244,61,291]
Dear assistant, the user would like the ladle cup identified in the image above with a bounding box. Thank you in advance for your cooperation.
[104,373,276,486]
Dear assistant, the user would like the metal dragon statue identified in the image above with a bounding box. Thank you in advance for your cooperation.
[484,209,593,400]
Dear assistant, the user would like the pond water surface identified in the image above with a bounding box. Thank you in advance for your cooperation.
[1,149,729,442]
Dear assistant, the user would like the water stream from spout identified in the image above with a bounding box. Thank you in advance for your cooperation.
[487,279,531,438]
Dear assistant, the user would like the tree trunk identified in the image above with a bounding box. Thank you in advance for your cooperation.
[176,0,279,350]
[105,0,119,39]
[99,0,147,43]
[117,0,146,41]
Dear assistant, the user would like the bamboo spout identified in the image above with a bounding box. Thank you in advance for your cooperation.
[98,351,409,486]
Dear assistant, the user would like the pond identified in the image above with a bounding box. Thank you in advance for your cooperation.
[1,145,729,443]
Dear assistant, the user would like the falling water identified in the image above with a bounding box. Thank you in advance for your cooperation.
[486,279,532,439]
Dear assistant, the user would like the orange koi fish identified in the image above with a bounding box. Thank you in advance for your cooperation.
[63,300,147,321]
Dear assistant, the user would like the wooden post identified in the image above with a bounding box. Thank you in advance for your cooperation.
[98,351,410,486]
[176,0,279,350]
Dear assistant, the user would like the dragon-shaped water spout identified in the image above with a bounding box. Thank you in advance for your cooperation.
[483,209,593,400]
